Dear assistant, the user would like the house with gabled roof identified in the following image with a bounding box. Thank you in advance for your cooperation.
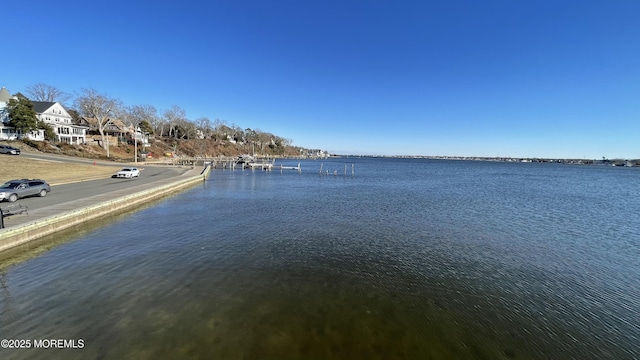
[0,87,11,123]
[0,87,41,140]
[0,87,20,140]
[0,89,86,143]
[79,116,149,147]
[79,116,129,146]
[33,101,88,144]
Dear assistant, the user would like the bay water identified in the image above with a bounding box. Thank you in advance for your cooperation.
[1,158,639,359]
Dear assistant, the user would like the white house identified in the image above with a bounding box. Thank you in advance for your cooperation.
[0,87,11,122]
[33,101,88,144]
[0,87,20,140]
[0,88,74,142]
[0,87,39,140]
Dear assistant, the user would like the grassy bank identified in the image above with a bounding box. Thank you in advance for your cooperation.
[0,155,118,185]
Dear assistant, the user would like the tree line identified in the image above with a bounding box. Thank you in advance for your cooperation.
[6,83,296,156]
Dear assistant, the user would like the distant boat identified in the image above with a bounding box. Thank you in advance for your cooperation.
[236,154,254,164]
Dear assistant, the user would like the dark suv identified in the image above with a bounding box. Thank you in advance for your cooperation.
[0,179,51,202]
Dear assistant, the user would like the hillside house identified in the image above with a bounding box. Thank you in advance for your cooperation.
[0,87,45,141]
[0,87,16,140]
[79,117,149,147]
[33,101,88,144]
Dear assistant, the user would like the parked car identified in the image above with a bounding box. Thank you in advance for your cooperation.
[113,167,140,179]
[0,179,51,202]
[0,145,21,155]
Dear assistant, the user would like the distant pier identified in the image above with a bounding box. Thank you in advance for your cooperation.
[150,156,356,176]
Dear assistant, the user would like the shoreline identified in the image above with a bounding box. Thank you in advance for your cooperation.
[0,165,211,260]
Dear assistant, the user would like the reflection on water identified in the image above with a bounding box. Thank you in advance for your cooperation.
[1,159,639,359]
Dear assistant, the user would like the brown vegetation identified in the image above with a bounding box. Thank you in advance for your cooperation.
[0,154,117,185]
[19,137,303,162]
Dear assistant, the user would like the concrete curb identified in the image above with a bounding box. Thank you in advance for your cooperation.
[0,165,211,256]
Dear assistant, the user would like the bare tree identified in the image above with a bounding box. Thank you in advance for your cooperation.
[257,130,275,152]
[213,119,231,141]
[25,83,71,104]
[195,117,212,139]
[176,118,197,139]
[163,105,186,139]
[127,104,157,123]
[75,88,122,157]
[213,118,226,130]
[232,125,245,143]
[156,119,167,137]
[126,104,158,134]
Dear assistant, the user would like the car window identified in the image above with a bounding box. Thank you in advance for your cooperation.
[29,181,44,186]
[0,182,20,189]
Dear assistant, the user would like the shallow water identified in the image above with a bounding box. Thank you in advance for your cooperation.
[1,158,639,359]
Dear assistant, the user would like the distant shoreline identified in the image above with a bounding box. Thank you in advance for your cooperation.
[334,154,639,166]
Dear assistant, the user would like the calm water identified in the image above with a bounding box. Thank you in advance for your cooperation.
[1,158,639,359]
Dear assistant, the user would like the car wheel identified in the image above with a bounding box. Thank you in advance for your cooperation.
[39,189,48,197]
[8,194,18,202]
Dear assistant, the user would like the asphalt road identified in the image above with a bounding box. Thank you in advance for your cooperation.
[1,153,189,213]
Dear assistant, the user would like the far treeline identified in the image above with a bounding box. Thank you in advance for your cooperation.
[5,83,318,158]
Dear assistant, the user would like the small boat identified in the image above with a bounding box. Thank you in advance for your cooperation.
[236,155,255,164]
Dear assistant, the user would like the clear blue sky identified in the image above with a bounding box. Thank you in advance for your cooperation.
[3,0,639,158]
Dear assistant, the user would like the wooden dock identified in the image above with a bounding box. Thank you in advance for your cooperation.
[276,163,302,174]
[149,156,307,174]
[246,161,302,173]
[246,161,274,171]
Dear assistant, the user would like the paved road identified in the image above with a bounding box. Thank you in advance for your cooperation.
[1,152,191,213]
[4,167,187,209]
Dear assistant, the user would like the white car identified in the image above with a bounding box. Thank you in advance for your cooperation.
[113,167,140,179]
[0,145,21,155]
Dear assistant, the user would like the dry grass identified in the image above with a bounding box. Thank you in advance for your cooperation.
[0,155,119,185]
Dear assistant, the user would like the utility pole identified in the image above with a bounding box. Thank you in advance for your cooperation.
[134,126,138,164]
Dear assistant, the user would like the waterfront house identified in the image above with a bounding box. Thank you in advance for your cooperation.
[0,87,45,141]
[79,117,149,147]
[0,89,87,143]
[0,87,20,140]
[33,101,88,144]
[0,87,11,124]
